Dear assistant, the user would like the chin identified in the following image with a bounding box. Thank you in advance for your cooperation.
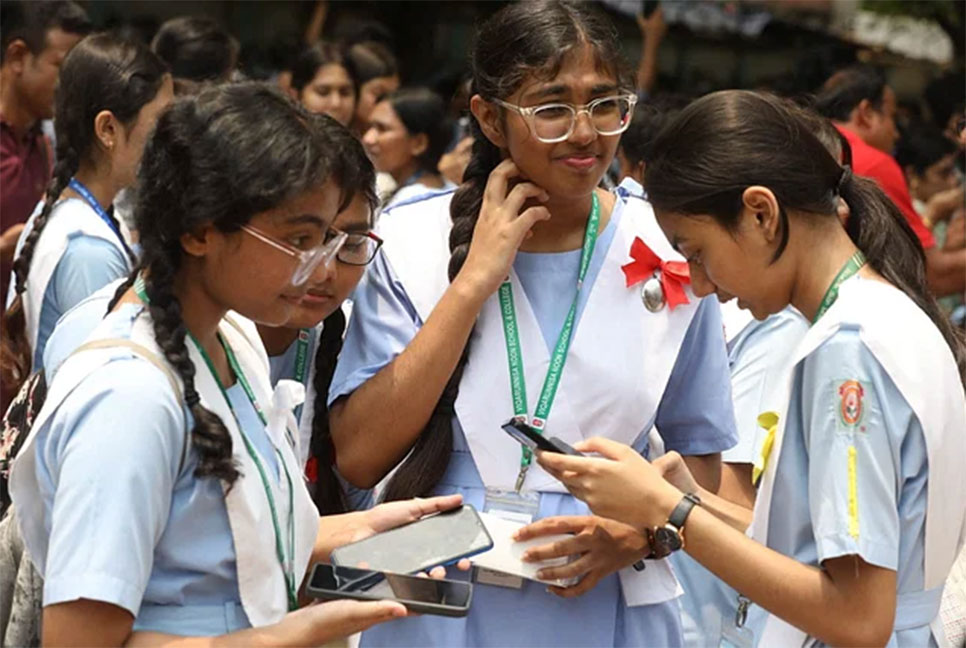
[286,304,332,329]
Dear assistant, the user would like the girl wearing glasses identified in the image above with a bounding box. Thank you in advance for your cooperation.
[10,83,463,645]
[254,122,385,514]
[329,2,737,646]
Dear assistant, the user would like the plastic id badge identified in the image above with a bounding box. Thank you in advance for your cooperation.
[476,489,541,588]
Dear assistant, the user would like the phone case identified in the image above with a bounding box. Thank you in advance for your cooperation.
[306,566,473,617]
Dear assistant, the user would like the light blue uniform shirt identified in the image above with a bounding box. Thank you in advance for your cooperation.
[6,199,131,371]
[754,326,932,647]
[20,303,282,636]
[329,194,738,647]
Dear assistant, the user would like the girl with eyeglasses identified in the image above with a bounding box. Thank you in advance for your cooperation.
[328,2,738,645]
[9,82,463,646]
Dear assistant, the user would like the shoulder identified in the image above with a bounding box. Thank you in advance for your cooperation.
[380,187,456,222]
[60,233,127,265]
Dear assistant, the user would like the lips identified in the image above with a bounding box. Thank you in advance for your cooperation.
[300,291,334,307]
[558,155,598,171]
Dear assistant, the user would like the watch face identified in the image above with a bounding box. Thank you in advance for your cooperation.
[654,526,683,554]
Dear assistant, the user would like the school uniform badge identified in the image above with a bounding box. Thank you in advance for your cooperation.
[838,380,864,427]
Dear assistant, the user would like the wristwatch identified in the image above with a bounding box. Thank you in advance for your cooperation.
[647,493,701,559]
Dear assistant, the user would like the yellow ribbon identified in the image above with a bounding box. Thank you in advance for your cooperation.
[752,411,779,486]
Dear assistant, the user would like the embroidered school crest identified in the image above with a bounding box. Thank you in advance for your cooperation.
[838,380,864,427]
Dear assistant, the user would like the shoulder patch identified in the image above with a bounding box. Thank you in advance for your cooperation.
[838,379,864,427]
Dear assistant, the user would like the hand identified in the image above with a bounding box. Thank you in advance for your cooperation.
[636,6,667,41]
[514,515,648,598]
[943,211,965,251]
[536,438,682,530]
[438,135,474,186]
[925,185,965,225]
[0,223,25,265]
[652,450,702,496]
[454,159,550,299]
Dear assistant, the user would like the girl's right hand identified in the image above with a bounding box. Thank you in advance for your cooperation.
[454,159,550,300]
[277,599,408,646]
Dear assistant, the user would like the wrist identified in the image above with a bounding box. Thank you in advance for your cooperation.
[450,271,497,307]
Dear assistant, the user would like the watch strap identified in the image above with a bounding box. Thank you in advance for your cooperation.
[668,492,701,530]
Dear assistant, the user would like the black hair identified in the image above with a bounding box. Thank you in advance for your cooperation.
[150,16,238,83]
[895,121,958,177]
[643,90,965,381]
[0,33,166,394]
[383,87,453,175]
[0,0,91,62]
[380,0,631,502]
[307,119,377,514]
[291,41,358,95]
[619,94,689,169]
[346,41,398,86]
[108,82,342,485]
[814,65,889,123]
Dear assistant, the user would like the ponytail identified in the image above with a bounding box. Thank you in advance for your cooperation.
[838,170,966,381]
[310,308,349,514]
[379,121,503,501]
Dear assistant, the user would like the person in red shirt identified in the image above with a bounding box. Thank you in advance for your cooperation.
[817,65,965,298]
[0,1,90,304]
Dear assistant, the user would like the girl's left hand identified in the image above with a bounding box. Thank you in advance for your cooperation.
[536,438,682,530]
[513,516,649,598]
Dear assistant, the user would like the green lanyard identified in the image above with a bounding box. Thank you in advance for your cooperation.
[813,250,866,323]
[134,276,299,611]
[499,192,601,491]
[292,329,312,421]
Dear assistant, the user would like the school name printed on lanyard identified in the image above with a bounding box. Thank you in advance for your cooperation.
[499,192,601,491]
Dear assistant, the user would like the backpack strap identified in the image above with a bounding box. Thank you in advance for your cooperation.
[69,338,190,472]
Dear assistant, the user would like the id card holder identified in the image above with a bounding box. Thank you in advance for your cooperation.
[476,488,540,589]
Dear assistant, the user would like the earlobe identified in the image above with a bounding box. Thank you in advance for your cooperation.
[93,111,118,151]
[469,94,506,148]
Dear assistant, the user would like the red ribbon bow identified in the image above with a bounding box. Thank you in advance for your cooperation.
[621,237,691,310]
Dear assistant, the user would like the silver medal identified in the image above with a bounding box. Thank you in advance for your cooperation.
[641,274,666,312]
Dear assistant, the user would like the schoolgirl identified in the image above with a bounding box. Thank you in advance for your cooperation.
[361,87,455,210]
[290,41,358,128]
[538,90,966,647]
[328,2,738,646]
[10,82,460,645]
[1,33,172,389]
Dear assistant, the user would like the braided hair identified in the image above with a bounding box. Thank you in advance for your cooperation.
[0,33,166,393]
[380,0,631,501]
[129,83,341,484]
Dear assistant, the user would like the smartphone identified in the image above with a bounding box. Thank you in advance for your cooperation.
[330,504,493,574]
[501,419,583,456]
[307,563,473,617]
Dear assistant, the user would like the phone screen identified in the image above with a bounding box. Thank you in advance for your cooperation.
[310,564,472,608]
[330,505,493,574]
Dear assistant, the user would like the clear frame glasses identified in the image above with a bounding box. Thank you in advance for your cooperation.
[241,224,348,286]
[492,94,638,143]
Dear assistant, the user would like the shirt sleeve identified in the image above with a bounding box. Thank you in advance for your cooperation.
[801,327,908,571]
[864,156,936,250]
[40,357,185,615]
[654,297,739,455]
[723,311,809,464]
[328,251,422,405]
[51,234,129,316]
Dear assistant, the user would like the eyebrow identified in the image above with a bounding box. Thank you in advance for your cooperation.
[522,83,621,102]
[282,214,326,228]
[340,222,370,233]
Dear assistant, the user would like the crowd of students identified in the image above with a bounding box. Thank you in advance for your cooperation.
[0,1,964,646]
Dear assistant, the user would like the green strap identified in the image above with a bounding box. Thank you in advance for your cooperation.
[813,250,866,323]
[135,275,299,611]
[499,192,601,490]
[292,329,311,421]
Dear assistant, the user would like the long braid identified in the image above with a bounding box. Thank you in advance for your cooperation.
[310,308,348,514]
[0,145,79,392]
[380,120,502,502]
[144,248,239,484]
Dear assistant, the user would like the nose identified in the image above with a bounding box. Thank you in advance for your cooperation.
[362,128,377,148]
[688,263,715,298]
[307,252,338,286]
[568,109,597,147]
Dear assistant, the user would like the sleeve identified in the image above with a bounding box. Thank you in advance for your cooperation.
[51,235,129,316]
[864,156,936,250]
[328,251,422,405]
[40,357,185,615]
[723,311,809,463]
[654,297,739,455]
[801,328,907,571]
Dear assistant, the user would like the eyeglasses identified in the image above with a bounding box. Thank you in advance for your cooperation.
[337,230,383,266]
[241,224,348,286]
[492,94,638,143]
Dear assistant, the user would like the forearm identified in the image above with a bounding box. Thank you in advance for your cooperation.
[682,453,722,492]
[330,277,487,487]
[690,482,753,531]
[636,37,661,94]
[925,246,966,296]
[126,627,296,648]
[716,463,757,510]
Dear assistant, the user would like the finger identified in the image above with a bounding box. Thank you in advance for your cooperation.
[483,159,522,205]
[509,205,551,239]
[318,599,408,636]
[535,449,599,475]
[522,536,587,562]
[537,554,594,582]
[456,558,472,572]
[428,566,447,580]
[573,437,634,460]
[503,182,549,216]
[410,493,463,519]
[548,572,599,598]
[514,516,588,541]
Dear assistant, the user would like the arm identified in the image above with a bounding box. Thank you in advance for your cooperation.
[924,245,966,297]
[635,7,667,95]
[716,462,756,510]
[682,453,721,493]
[303,1,328,45]
[329,161,551,487]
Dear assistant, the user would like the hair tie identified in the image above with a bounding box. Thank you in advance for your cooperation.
[837,166,853,195]
[185,389,201,408]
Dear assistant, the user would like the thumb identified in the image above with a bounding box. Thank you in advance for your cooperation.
[316,599,408,637]
[574,436,633,460]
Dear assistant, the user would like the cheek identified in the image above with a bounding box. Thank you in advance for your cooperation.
[332,266,365,302]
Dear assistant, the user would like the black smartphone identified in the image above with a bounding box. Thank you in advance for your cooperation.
[501,419,583,456]
[307,563,473,617]
[330,504,493,575]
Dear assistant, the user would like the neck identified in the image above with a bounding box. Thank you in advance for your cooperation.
[519,188,610,253]
[172,266,229,375]
[788,222,861,322]
[257,324,300,357]
[391,161,422,186]
[71,162,120,211]
[0,76,37,133]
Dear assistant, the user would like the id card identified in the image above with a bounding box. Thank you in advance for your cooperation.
[720,623,754,648]
[476,489,540,589]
